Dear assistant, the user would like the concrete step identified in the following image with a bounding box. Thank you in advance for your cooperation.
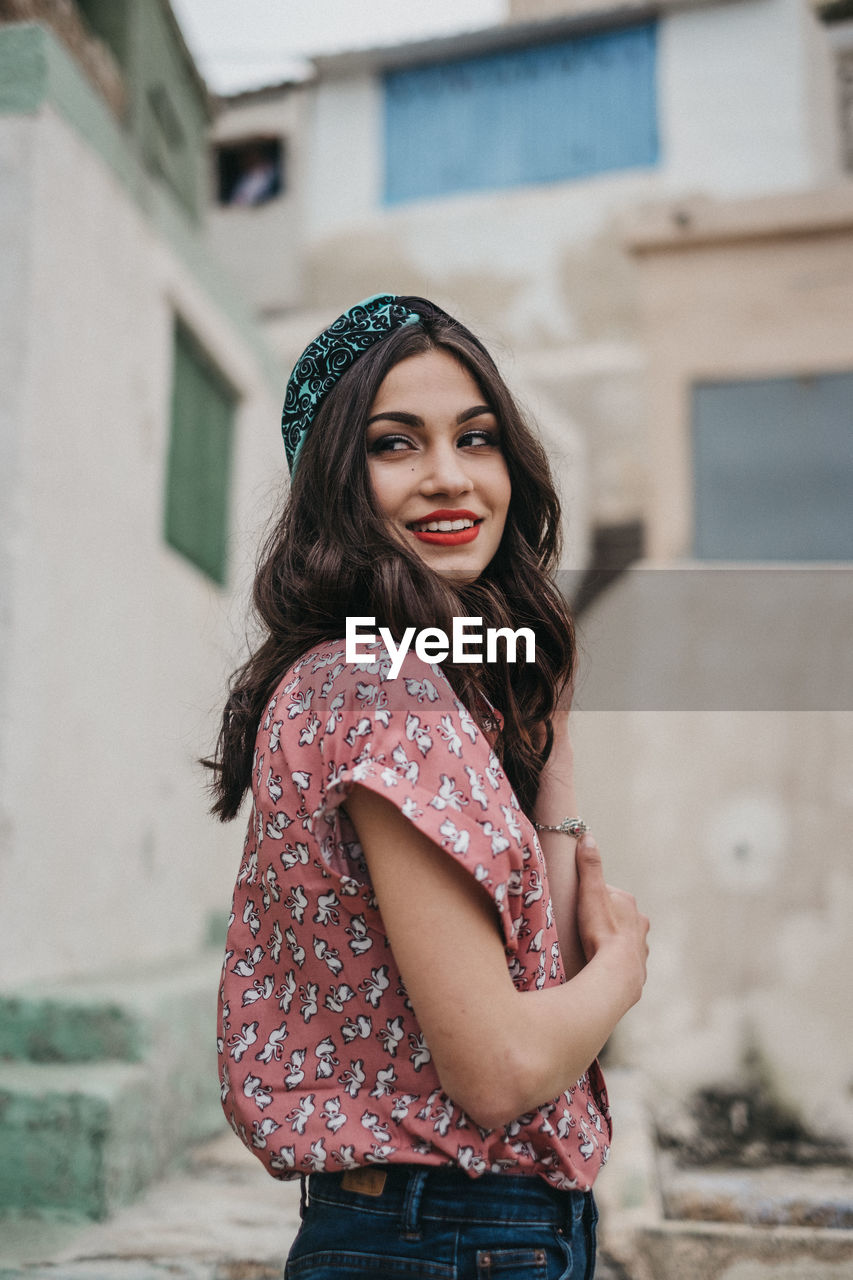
[661,1157,853,1230]
[0,1061,154,1219]
[0,952,223,1065]
[638,1219,853,1279]
[0,997,142,1064]
[645,1157,853,1278]
[596,1071,853,1279]
[0,953,225,1217]
[0,1131,300,1278]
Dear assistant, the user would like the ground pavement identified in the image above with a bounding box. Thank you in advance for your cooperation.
[0,1130,629,1280]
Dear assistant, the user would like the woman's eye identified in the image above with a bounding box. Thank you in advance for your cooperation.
[460,429,500,449]
[368,434,413,455]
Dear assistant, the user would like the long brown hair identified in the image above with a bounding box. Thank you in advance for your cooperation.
[207,299,575,820]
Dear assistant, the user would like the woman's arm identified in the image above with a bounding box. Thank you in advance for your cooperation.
[532,711,587,978]
[344,783,648,1132]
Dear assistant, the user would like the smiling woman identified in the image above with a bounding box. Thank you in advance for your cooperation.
[207,294,649,1279]
[366,348,511,583]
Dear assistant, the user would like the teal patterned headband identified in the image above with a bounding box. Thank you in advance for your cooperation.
[281,293,423,473]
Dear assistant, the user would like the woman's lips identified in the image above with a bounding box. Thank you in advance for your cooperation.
[412,524,481,546]
[407,510,482,546]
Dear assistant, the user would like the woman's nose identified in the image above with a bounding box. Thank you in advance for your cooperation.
[420,443,473,495]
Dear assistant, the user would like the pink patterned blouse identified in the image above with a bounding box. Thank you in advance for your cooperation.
[218,639,611,1190]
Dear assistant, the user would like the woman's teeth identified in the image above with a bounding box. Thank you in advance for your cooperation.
[410,518,476,532]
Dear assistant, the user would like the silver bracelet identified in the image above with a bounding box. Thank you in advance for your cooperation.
[533,817,588,837]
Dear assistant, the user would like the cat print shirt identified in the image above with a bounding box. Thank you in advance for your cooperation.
[218,639,611,1190]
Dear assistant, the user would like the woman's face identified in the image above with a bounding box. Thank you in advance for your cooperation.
[366,349,511,584]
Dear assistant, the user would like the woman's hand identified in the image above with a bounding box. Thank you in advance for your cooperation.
[576,833,649,1010]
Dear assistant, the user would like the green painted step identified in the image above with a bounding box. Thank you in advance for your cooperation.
[0,953,225,1218]
[0,1061,153,1219]
[0,998,142,1064]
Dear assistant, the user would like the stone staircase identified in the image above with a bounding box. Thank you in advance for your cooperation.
[3,1040,852,1277]
[598,1071,853,1280]
[0,951,224,1221]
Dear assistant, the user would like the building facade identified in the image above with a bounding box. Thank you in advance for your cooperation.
[0,0,282,1214]
[208,0,853,1153]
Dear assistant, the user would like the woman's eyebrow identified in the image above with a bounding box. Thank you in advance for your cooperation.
[458,405,493,424]
[366,411,423,427]
[366,405,494,427]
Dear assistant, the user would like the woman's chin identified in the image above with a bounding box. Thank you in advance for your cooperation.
[426,561,482,585]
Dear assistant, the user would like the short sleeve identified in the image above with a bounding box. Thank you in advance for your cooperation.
[313,645,534,954]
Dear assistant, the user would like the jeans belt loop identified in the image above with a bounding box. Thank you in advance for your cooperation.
[566,1187,585,1232]
[400,1166,429,1240]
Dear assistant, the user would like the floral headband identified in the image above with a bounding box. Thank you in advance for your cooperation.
[281,293,424,474]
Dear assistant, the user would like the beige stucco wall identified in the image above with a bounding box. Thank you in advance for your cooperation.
[626,184,853,559]
[206,86,309,315]
[0,103,282,986]
[565,184,853,1146]
[571,697,853,1146]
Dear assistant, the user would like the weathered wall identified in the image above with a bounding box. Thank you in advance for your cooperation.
[206,86,309,314]
[0,83,281,986]
[238,0,841,544]
[0,114,36,869]
[659,0,821,194]
[572,700,853,1147]
[626,186,853,559]
[566,184,853,1147]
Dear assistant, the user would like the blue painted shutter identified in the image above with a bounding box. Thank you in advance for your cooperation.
[383,22,658,203]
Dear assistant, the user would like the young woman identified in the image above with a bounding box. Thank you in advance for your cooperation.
[211,294,649,1279]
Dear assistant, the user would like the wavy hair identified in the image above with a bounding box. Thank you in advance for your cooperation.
[206,299,575,820]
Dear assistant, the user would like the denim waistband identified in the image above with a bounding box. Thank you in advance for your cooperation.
[306,1164,590,1232]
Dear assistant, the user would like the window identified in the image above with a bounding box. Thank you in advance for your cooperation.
[383,22,658,204]
[692,372,853,560]
[837,45,853,171]
[215,137,284,206]
[819,12,853,171]
[164,321,237,584]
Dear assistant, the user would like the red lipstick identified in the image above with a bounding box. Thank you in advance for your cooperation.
[407,509,482,546]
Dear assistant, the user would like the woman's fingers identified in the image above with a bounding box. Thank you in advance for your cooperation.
[576,833,650,991]
[575,834,613,959]
[576,832,605,879]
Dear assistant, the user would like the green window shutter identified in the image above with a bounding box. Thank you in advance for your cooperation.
[164,320,236,584]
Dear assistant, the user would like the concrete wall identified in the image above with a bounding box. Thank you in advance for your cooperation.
[660,0,822,195]
[626,185,853,560]
[207,86,309,314]
[572,698,853,1147]
[0,114,36,863]
[225,0,842,549]
[0,33,282,987]
[564,185,853,1147]
[298,0,835,290]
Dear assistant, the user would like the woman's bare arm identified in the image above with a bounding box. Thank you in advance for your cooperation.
[532,712,587,978]
[344,783,648,1132]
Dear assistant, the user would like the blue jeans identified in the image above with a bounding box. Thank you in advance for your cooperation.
[284,1165,599,1279]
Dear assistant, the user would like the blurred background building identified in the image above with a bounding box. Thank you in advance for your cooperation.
[0,0,282,1218]
[0,0,851,1240]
